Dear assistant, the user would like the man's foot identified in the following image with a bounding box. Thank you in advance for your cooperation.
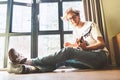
[8,48,27,64]
[7,62,41,74]
[7,62,24,74]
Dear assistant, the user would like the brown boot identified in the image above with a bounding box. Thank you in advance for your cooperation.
[8,48,27,64]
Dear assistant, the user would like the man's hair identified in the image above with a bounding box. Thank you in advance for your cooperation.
[62,7,80,20]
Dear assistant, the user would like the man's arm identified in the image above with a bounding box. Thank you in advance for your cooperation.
[79,37,105,50]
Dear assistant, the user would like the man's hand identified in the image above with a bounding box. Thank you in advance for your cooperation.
[64,42,72,47]
[77,37,88,50]
[64,42,78,48]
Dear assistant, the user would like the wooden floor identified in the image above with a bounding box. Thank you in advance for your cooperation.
[0,68,120,80]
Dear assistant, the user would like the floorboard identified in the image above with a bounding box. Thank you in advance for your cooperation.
[0,68,120,80]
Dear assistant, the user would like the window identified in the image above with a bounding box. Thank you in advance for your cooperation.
[39,3,58,31]
[0,0,85,68]
[12,2,31,32]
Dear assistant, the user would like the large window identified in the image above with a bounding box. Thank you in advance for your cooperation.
[0,0,85,68]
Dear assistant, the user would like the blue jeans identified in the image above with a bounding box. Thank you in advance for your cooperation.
[32,47,108,72]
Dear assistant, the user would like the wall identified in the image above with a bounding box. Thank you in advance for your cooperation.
[101,0,120,65]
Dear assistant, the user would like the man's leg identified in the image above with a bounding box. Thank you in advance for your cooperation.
[8,48,57,74]
[7,48,42,74]
[56,59,91,69]
[31,47,107,69]
[8,47,107,73]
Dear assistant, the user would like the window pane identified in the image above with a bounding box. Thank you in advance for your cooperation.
[0,4,7,33]
[13,0,32,3]
[39,3,58,31]
[63,1,85,31]
[38,35,60,58]
[9,36,31,59]
[64,34,73,43]
[12,5,31,32]
[0,37,5,68]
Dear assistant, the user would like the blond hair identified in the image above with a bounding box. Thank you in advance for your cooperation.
[62,8,80,20]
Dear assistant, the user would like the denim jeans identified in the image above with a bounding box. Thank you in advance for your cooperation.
[32,47,108,72]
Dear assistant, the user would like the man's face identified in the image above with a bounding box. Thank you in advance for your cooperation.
[66,12,80,26]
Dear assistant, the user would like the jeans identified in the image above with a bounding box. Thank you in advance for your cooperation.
[32,47,108,72]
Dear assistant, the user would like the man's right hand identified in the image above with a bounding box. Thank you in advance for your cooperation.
[64,42,72,47]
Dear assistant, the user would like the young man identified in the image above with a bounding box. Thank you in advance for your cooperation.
[7,8,109,74]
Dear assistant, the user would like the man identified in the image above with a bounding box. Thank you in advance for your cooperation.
[7,8,109,74]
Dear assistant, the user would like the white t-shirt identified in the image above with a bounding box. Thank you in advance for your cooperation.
[73,21,109,55]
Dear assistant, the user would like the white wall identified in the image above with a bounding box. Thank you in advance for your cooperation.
[101,0,120,65]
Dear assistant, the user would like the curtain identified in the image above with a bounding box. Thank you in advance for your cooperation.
[83,0,111,64]
[83,0,103,35]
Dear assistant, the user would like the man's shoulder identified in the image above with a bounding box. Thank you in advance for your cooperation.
[83,21,93,29]
[85,21,94,25]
